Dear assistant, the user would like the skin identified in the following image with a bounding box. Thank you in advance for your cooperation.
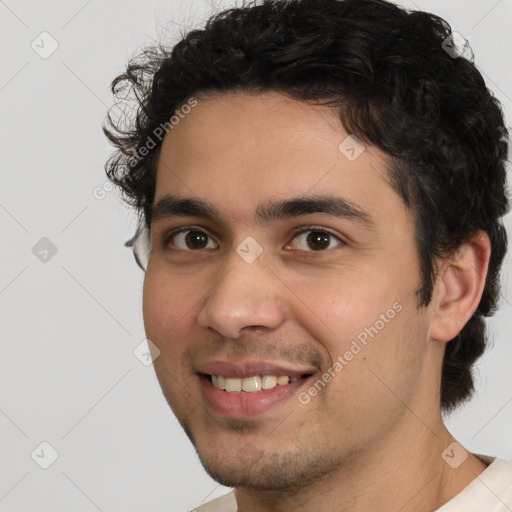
[142,91,491,511]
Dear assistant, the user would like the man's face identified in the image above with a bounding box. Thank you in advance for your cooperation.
[143,91,438,489]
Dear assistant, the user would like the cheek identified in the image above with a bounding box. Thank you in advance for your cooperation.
[142,266,204,416]
[142,265,200,348]
[283,265,402,357]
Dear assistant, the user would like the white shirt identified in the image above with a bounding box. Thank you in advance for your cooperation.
[194,456,512,511]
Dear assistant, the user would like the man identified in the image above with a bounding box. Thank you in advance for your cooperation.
[103,0,512,510]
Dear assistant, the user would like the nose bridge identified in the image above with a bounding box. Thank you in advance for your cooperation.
[197,245,286,338]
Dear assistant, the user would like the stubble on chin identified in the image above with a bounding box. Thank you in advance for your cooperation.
[193,431,343,491]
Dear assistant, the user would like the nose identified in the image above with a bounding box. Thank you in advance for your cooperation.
[196,248,287,339]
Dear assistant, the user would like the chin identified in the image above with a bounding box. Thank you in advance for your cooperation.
[199,456,293,490]
[194,441,339,491]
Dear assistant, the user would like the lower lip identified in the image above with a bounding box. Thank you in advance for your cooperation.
[199,375,310,417]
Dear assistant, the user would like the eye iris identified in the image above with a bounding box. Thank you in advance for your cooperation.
[185,230,208,249]
[306,231,330,250]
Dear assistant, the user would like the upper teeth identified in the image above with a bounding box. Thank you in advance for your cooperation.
[211,374,299,393]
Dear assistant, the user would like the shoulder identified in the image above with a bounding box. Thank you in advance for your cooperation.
[436,455,512,511]
[194,490,237,512]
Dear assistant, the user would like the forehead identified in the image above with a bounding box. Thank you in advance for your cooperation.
[154,91,405,228]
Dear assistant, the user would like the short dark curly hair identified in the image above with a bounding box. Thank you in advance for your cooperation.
[103,0,510,412]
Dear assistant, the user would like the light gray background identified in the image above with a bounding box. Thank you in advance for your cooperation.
[0,0,511,511]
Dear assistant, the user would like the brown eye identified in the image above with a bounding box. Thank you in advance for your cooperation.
[306,231,331,250]
[288,229,342,252]
[168,229,218,251]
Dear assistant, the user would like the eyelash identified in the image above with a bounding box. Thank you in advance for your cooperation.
[162,225,344,253]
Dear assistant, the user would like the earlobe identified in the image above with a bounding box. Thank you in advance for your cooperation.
[429,231,491,343]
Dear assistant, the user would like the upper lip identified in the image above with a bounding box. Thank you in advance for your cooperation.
[196,360,316,379]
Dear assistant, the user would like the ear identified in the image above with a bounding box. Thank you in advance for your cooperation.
[429,231,491,343]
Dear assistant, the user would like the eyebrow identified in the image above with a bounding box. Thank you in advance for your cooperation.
[150,194,376,230]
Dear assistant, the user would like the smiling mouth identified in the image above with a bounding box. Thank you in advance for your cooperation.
[205,373,313,393]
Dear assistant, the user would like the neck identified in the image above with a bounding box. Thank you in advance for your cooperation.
[234,415,488,512]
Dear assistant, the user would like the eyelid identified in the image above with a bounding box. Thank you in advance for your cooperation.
[290,225,343,239]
